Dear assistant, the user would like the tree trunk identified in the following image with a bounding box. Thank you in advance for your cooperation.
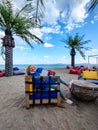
[2,30,15,77]
[71,55,75,68]
[71,48,76,68]
[5,46,13,76]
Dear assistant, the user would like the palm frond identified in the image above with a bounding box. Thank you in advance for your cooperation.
[77,48,85,59]
[15,3,35,18]
[88,0,98,13]
[62,33,91,59]
[0,0,14,28]
[0,0,44,48]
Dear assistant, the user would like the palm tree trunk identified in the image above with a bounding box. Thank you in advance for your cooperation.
[5,46,13,76]
[71,55,75,68]
[71,48,76,68]
[2,30,15,77]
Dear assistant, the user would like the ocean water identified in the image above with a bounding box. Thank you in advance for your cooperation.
[0,63,96,70]
[0,64,67,70]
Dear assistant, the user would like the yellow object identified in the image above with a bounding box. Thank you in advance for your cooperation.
[28,78,33,92]
[29,84,33,92]
[82,71,98,80]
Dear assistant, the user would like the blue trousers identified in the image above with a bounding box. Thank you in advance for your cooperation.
[50,77,66,99]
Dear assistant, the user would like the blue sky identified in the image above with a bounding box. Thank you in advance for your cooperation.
[0,0,98,65]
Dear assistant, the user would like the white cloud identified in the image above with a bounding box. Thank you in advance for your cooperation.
[13,0,27,9]
[63,0,90,31]
[76,58,87,64]
[44,42,54,48]
[65,22,86,32]
[91,20,94,24]
[94,13,98,21]
[15,46,27,50]
[45,36,52,41]
[30,28,43,39]
[44,56,49,58]
[43,0,59,24]
[29,25,61,41]
[41,25,61,34]
[43,0,90,31]
[62,56,66,59]
[32,56,36,59]
[87,48,98,53]
[12,0,91,35]
[41,26,53,34]
[91,13,98,24]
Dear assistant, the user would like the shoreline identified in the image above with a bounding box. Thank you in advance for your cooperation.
[0,68,98,130]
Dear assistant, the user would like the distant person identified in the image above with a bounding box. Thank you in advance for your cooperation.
[26,65,73,105]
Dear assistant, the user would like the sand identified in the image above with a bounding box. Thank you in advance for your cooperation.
[0,68,98,130]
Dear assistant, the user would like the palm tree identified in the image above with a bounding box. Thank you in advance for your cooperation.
[26,0,45,26]
[35,0,45,24]
[0,0,44,76]
[88,0,98,12]
[62,33,91,68]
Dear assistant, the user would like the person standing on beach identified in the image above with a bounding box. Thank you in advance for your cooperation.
[26,65,73,105]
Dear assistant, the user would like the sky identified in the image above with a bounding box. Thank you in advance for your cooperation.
[0,0,98,65]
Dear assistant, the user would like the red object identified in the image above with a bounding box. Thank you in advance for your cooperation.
[80,66,88,73]
[74,66,80,70]
[48,70,56,75]
[0,71,5,77]
[69,69,79,74]
[66,65,71,69]
[69,66,88,74]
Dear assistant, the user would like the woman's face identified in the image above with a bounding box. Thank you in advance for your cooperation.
[29,65,37,72]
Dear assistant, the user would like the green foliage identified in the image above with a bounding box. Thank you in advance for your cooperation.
[88,0,98,12]
[0,0,45,76]
[0,0,44,47]
[62,33,91,59]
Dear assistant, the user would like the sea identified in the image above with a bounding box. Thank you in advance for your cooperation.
[0,64,67,70]
[0,63,91,70]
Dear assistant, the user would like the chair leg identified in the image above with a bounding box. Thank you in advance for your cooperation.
[57,93,61,107]
[26,94,30,109]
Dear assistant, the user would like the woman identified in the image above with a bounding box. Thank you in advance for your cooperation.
[26,65,73,104]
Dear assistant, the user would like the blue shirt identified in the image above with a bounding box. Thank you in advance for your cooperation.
[28,68,57,90]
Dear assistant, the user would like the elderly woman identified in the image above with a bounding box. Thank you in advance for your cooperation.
[26,65,73,104]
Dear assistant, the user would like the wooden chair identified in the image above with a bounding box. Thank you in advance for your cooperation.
[25,76,61,109]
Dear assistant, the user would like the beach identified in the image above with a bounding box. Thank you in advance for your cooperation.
[0,68,98,130]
